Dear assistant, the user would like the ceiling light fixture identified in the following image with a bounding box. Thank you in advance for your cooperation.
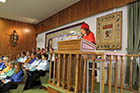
[0,0,6,3]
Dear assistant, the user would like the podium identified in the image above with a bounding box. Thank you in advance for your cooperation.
[58,39,96,52]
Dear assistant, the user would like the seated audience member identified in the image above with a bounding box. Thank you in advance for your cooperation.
[48,47,55,62]
[0,57,7,71]
[24,52,37,68]
[48,48,54,78]
[25,54,42,71]
[40,48,45,55]
[0,61,10,74]
[36,53,49,72]
[28,52,37,65]
[26,51,31,58]
[32,48,36,53]
[0,62,16,80]
[16,54,22,62]
[25,53,49,88]
[0,62,24,92]
[25,51,32,63]
[20,51,28,63]
[36,48,41,54]
[0,56,4,61]
[45,47,49,55]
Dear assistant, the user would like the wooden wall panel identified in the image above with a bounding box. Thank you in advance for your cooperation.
[0,18,36,60]
[36,0,136,34]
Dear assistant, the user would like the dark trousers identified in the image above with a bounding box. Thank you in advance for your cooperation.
[0,82,18,92]
[26,70,46,88]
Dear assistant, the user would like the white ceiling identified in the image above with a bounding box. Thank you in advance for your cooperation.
[0,0,80,24]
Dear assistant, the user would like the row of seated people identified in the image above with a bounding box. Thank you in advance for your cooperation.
[0,47,53,92]
[0,57,23,92]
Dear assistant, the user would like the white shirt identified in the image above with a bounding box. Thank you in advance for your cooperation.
[29,59,42,68]
[36,60,49,71]
[48,54,55,62]
[20,56,28,63]
[28,59,42,71]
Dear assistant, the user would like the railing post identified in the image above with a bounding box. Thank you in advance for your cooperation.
[91,55,96,93]
[62,54,66,88]
[67,54,72,90]
[100,55,105,93]
[108,55,112,93]
[49,53,52,83]
[114,56,118,93]
[79,56,83,92]
[120,56,124,93]
[53,54,56,85]
[57,54,61,87]
[82,55,87,93]
[75,54,80,93]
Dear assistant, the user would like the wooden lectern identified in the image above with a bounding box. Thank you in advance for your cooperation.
[58,39,96,52]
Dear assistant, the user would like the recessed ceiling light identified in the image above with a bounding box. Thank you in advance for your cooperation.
[0,0,6,3]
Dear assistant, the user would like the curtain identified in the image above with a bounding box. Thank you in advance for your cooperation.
[126,1,140,90]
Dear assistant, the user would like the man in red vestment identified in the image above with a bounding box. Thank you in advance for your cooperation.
[81,23,96,44]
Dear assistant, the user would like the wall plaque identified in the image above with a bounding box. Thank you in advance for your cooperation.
[96,11,122,50]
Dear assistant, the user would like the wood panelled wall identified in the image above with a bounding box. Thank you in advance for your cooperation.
[36,0,136,34]
[0,18,36,60]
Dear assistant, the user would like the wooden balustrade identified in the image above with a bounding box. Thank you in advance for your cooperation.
[48,51,140,93]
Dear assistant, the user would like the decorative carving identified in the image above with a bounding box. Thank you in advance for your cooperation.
[96,11,122,50]
[10,30,19,47]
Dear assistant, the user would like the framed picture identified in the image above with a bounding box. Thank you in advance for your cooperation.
[96,11,122,50]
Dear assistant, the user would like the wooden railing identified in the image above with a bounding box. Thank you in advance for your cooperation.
[48,51,140,93]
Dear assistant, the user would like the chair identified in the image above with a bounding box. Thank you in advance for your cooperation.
[40,71,49,88]
[10,70,27,93]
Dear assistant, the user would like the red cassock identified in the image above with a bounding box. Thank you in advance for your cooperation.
[83,32,96,44]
